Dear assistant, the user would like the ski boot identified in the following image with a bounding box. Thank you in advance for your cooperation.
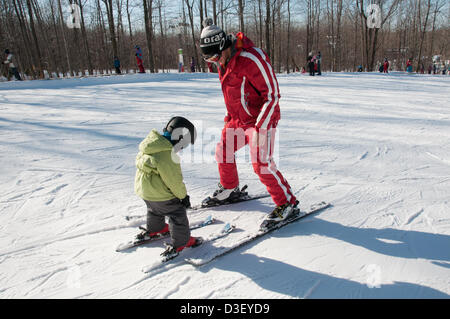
[260,200,299,230]
[160,236,203,261]
[201,183,248,207]
[135,224,170,241]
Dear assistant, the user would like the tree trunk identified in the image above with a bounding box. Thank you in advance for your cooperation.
[103,0,119,63]
[143,0,156,72]
[286,0,291,73]
[212,0,217,25]
[416,0,431,72]
[184,0,200,73]
[57,0,72,75]
[77,0,93,75]
[265,0,271,59]
[26,0,43,77]
[238,0,244,32]
[157,0,166,72]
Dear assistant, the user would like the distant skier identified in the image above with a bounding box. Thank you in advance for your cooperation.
[190,57,196,73]
[135,45,145,73]
[383,58,389,73]
[134,116,201,260]
[2,49,22,81]
[406,58,413,73]
[199,18,298,223]
[307,52,315,76]
[316,51,322,75]
[114,56,121,74]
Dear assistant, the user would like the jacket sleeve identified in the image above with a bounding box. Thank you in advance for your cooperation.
[156,151,187,200]
[241,49,280,130]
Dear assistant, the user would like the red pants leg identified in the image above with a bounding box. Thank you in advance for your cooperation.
[215,124,296,206]
[248,127,296,206]
[215,123,247,189]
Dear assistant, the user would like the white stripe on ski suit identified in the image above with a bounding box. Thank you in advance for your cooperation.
[239,49,278,130]
[240,76,252,117]
[264,129,291,204]
[254,48,279,130]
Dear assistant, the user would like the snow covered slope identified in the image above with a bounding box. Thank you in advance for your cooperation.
[0,72,449,298]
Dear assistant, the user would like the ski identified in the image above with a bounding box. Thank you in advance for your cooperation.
[185,201,331,266]
[141,222,235,274]
[116,215,215,252]
[124,185,270,221]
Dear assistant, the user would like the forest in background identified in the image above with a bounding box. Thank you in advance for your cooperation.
[0,0,448,79]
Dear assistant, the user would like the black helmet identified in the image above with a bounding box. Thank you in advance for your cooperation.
[163,116,197,149]
[4,49,10,54]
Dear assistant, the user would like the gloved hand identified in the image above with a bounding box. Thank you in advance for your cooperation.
[180,195,191,208]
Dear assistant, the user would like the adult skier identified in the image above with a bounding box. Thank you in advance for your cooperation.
[134,116,201,260]
[383,58,389,73]
[199,18,298,223]
[307,52,315,76]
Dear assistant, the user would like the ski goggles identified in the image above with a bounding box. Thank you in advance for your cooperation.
[202,53,220,63]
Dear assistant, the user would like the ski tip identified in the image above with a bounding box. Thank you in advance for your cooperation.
[115,243,130,252]
[312,201,332,210]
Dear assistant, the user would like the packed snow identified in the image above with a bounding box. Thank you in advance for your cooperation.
[0,71,449,298]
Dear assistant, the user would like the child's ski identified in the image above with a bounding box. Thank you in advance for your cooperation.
[116,215,215,252]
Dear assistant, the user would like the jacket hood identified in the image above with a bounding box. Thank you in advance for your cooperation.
[235,32,255,51]
[139,129,173,155]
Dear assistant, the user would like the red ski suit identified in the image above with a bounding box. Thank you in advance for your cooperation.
[215,33,296,206]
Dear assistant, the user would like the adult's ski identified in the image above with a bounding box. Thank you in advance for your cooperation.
[185,201,331,266]
[116,215,215,252]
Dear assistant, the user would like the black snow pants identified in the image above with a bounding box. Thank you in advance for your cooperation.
[144,198,190,249]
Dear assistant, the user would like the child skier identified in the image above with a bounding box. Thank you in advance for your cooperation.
[134,116,201,260]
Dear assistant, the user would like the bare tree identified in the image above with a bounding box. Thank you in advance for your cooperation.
[357,0,402,71]
[143,0,156,72]
[184,0,200,72]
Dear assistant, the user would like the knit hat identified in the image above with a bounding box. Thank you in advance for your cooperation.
[200,18,231,57]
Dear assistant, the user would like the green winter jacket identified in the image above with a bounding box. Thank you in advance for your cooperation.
[134,129,187,201]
